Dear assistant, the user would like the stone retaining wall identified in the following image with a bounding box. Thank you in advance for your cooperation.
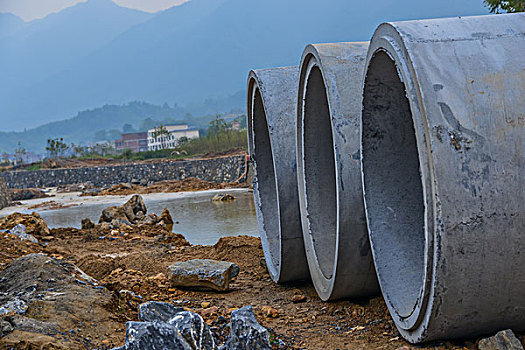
[0,178,10,209]
[0,155,248,189]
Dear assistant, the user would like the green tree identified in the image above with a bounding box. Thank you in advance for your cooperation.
[14,142,26,164]
[208,115,228,136]
[151,124,170,149]
[484,0,524,12]
[46,138,69,158]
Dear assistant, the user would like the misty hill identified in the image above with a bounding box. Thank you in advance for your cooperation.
[0,13,24,39]
[0,0,488,131]
[0,95,245,153]
[0,0,153,129]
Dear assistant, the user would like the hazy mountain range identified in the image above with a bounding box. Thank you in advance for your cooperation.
[0,0,488,151]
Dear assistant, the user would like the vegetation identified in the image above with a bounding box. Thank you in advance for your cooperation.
[176,115,247,156]
[46,138,69,158]
[0,100,243,154]
[150,124,170,149]
[14,142,26,164]
[484,0,524,12]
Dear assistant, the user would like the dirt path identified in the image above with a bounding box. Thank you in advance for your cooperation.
[0,219,485,349]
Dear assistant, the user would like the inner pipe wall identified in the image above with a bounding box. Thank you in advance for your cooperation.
[248,67,309,283]
[297,42,379,301]
[361,13,525,343]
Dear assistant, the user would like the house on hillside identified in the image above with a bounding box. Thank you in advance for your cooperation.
[147,124,199,151]
[115,132,148,153]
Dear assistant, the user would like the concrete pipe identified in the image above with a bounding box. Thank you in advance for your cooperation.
[297,42,379,301]
[361,13,525,343]
[247,67,310,283]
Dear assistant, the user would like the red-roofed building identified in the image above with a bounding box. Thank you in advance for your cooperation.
[115,132,148,153]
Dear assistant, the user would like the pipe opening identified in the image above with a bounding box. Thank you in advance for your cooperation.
[303,65,337,279]
[362,51,425,318]
[252,86,281,272]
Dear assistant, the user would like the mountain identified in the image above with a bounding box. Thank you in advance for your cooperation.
[0,13,24,39]
[0,0,153,129]
[0,0,489,131]
[0,93,244,153]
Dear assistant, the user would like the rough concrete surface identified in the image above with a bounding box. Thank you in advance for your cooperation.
[248,67,309,283]
[296,42,379,301]
[361,13,525,343]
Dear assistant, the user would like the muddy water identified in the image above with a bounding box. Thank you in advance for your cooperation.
[0,189,259,245]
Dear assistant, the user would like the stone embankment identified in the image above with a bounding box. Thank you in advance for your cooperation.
[0,179,10,209]
[0,154,248,189]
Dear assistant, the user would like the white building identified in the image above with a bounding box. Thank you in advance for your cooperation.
[147,124,199,151]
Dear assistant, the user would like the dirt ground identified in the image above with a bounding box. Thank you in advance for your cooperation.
[0,215,503,350]
[6,150,246,171]
[82,177,245,197]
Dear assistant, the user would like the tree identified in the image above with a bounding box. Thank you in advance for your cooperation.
[151,124,170,150]
[14,142,26,164]
[2,152,10,165]
[484,0,524,12]
[46,138,69,158]
[208,115,228,136]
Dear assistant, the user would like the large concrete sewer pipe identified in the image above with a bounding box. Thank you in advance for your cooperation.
[247,67,310,283]
[361,13,525,343]
[297,42,379,301]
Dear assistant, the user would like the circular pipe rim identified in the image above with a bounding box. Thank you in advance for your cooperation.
[248,74,283,282]
[297,52,340,301]
[361,24,437,338]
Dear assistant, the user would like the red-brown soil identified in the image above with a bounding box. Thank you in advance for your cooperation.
[0,216,496,349]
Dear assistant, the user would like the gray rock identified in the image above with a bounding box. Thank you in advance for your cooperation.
[224,306,271,350]
[0,298,27,316]
[138,301,184,323]
[479,330,524,350]
[124,321,192,350]
[0,318,14,337]
[10,224,26,235]
[168,311,217,350]
[169,259,240,292]
[131,179,141,185]
[6,224,38,244]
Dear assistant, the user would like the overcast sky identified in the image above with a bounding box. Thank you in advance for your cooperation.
[0,0,190,21]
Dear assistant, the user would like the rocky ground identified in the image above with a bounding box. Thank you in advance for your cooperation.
[0,197,523,349]
[81,178,244,197]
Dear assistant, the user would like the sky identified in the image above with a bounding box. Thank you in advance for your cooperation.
[0,0,189,21]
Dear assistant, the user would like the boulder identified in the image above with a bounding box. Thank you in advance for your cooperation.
[3,224,39,244]
[122,195,147,222]
[158,208,174,231]
[99,195,147,225]
[168,259,240,292]
[169,311,217,349]
[478,330,524,350]
[99,206,131,225]
[223,305,271,350]
[123,321,192,350]
[138,301,184,323]
[8,188,48,201]
[0,212,50,236]
[81,218,95,229]
[0,253,115,349]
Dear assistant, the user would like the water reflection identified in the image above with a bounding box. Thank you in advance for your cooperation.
[6,191,258,245]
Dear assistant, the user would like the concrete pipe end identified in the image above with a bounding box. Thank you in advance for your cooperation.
[248,68,309,284]
[297,43,378,301]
